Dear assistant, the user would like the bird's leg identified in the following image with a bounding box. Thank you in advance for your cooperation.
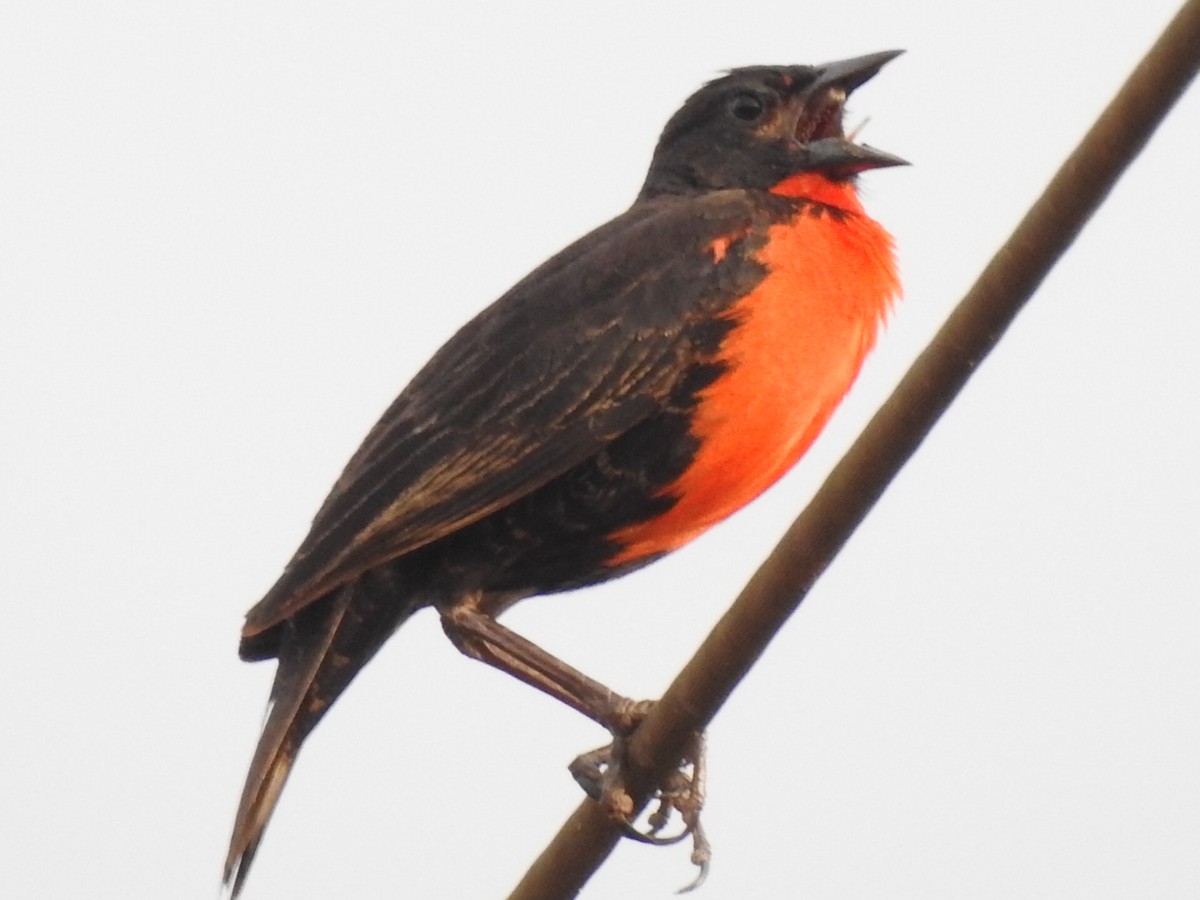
[440,604,710,884]
[439,604,647,734]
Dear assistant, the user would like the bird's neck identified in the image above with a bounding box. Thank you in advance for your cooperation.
[769,172,866,212]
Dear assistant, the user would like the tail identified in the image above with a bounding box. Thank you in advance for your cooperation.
[223,575,422,898]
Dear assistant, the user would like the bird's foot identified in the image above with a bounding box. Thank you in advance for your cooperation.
[569,721,711,892]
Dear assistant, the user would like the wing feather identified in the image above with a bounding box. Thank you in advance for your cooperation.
[244,190,775,634]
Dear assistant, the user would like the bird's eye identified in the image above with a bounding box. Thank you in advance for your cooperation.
[729,93,766,123]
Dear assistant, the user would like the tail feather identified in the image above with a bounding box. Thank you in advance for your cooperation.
[224,573,422,897]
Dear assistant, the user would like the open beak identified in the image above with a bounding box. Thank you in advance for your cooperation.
[790,50,908,174]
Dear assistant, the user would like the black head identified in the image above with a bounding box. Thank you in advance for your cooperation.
[640,51,906,199]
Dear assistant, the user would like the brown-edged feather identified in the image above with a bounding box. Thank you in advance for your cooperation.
[241,190,786,640]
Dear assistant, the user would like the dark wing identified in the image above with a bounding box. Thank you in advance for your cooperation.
[243,189,776,635]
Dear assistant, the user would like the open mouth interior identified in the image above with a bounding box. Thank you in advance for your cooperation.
[795,87,848,144]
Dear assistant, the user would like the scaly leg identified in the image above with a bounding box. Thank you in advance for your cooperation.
[439,604,647,733]
[440,602,709,885]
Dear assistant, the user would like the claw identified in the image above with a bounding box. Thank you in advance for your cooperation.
[568,745,609,800]
[676,852,710,895]
[568,728,711,887]
[618,813,692,847]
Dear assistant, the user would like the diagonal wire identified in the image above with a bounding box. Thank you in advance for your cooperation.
[506,0,1200,897]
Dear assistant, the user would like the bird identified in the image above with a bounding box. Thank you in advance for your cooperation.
[224,50,904,897]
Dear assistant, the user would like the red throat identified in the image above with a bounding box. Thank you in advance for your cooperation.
[769,171,873,208]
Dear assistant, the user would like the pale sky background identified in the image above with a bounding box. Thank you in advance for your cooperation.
[3,3,1198,899]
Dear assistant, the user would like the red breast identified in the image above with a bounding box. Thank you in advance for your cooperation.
[609,174,899,565]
